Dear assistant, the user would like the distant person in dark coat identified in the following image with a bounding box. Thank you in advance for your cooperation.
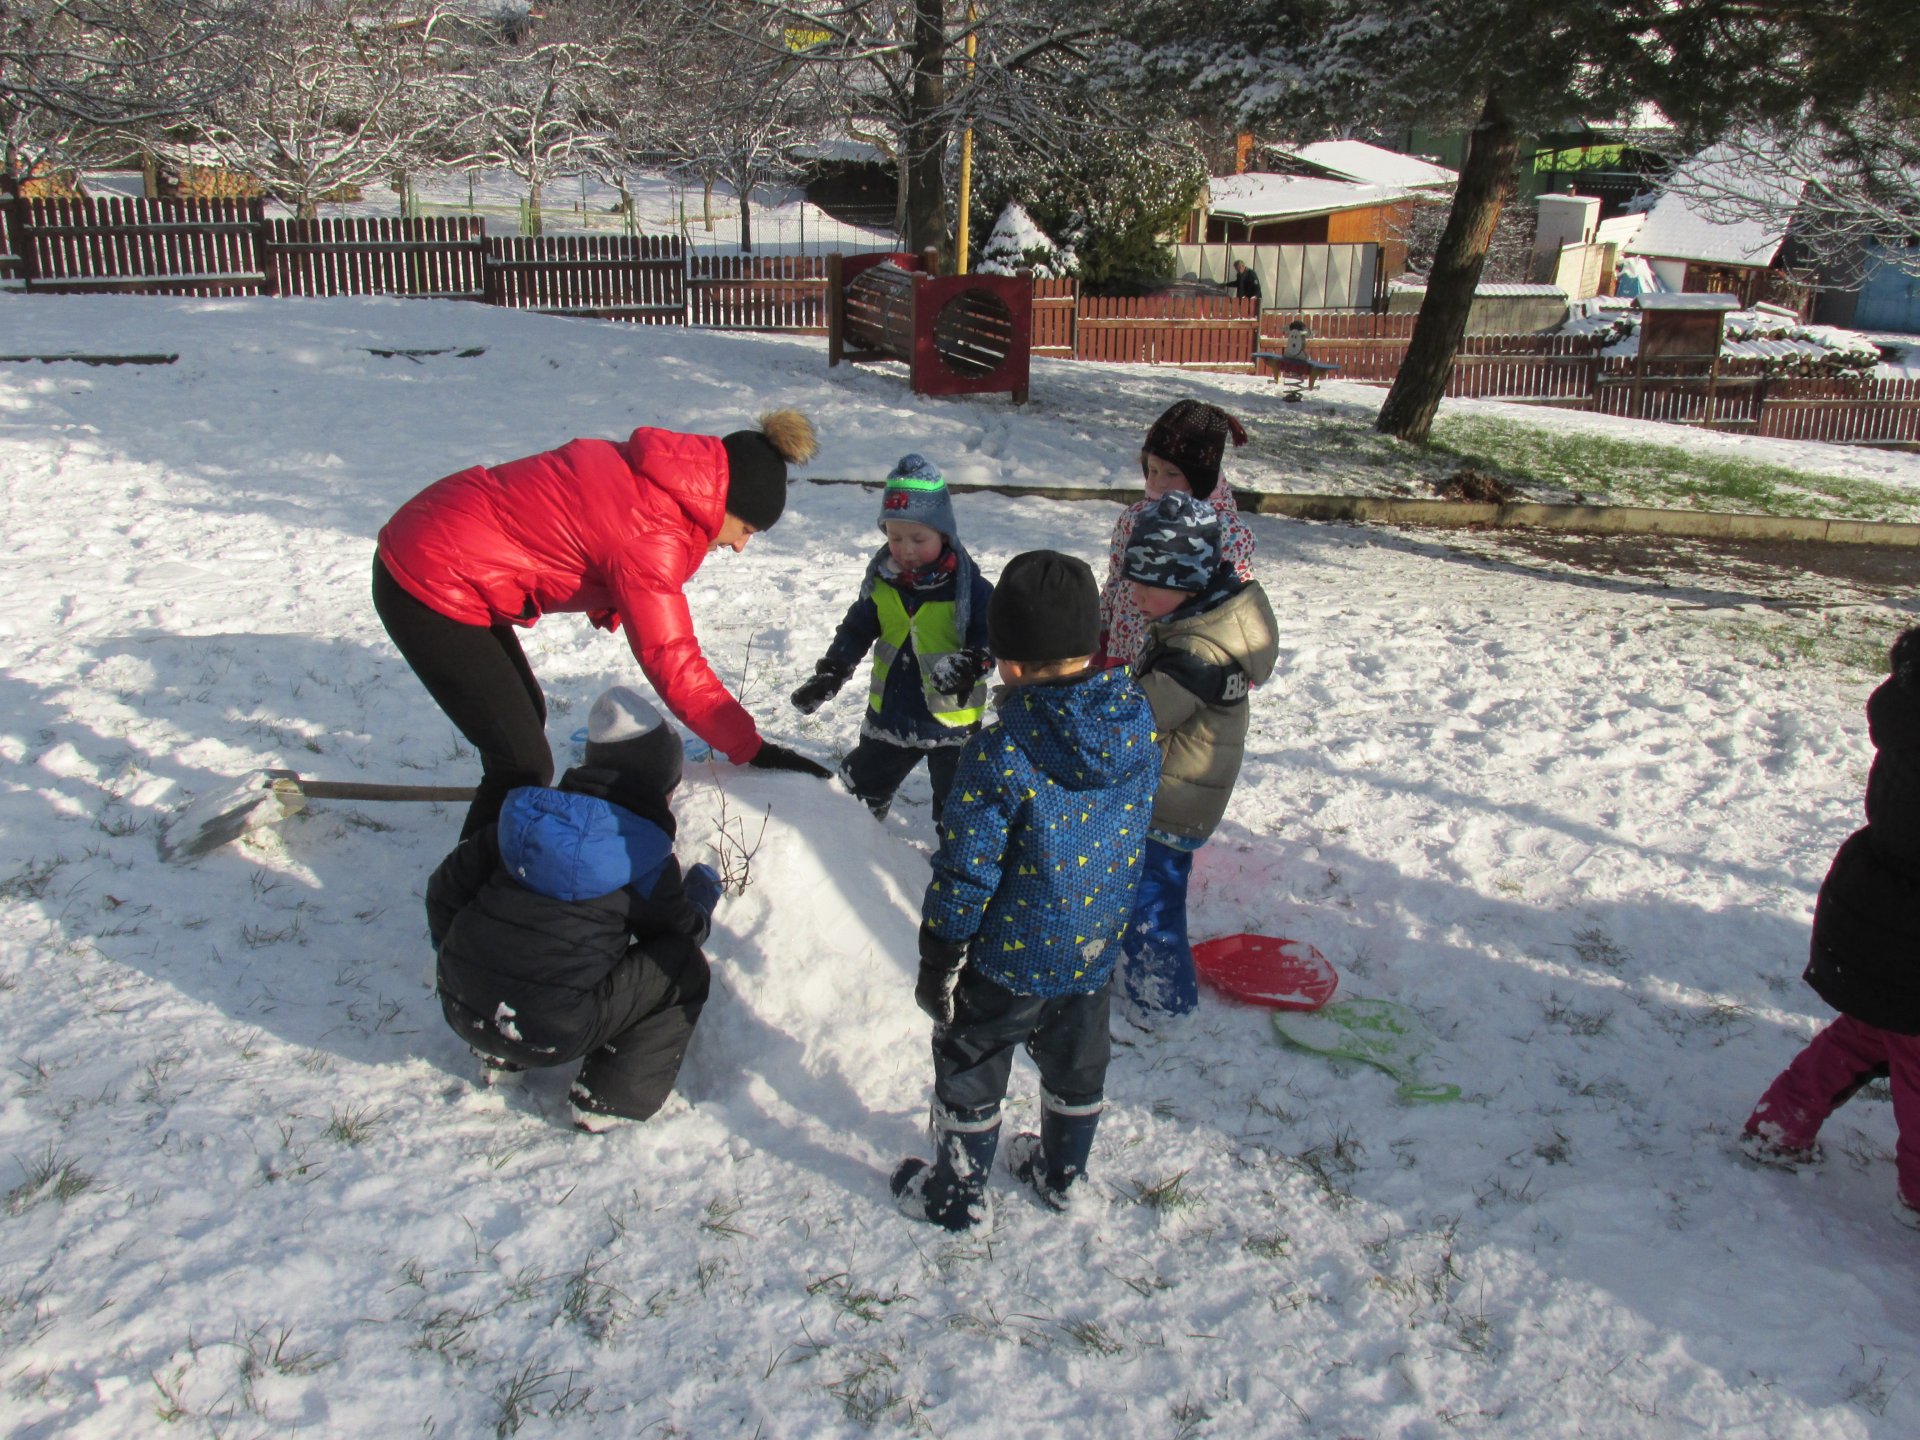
[1742,626,1920,1228]
[428,687,723,1131]
[1231,259,1261,303]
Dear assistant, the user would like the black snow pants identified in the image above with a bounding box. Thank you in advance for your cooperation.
[443,935,711,1121]
[931,970,1112,1118]
[372,554,552,839]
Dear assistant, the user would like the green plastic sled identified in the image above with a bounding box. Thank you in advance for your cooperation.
[1271,999,1462,1103]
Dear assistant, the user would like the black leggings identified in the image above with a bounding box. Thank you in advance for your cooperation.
[372,555,551,838]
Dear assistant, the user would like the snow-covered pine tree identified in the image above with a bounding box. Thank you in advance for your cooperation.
[976,202,1075,277]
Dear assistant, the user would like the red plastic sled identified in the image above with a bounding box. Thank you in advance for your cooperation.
[1192,934,1338,1011]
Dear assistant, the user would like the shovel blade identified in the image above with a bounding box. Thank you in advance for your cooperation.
[157,770,305,863]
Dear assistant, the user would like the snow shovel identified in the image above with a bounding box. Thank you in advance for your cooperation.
[158,768,474,863]
[1270,999,1462,1103]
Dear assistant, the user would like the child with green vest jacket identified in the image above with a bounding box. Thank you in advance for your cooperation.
[789,456,996,822]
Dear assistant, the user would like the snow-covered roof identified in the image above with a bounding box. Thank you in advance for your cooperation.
[789,133,887,166]
[1625,143,1803,268]
[1636,293,1738,311]
[1273,141,1457,190]
[1390,280,1568,298]
[1205,174,1407,224]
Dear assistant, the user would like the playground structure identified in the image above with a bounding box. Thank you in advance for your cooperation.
[827,250,1032,403]
[1253,319,1340,399]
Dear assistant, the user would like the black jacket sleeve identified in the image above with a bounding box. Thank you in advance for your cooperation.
[425,828,501,948]
[620,857,713,948]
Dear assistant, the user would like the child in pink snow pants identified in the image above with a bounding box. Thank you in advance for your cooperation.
[1743,626,1920,1226]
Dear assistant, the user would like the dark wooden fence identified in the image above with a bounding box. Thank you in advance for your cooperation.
[5,198,1915,447]
[1076,294,1258,368]
[489,232,680,321]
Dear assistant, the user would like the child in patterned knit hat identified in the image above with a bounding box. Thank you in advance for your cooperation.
[788,455,996,823]
[1096,399,1259,669]
[1115,493,1278,1031]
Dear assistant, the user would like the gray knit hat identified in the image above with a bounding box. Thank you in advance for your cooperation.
[582,687,684,795]
[877,453,958,541]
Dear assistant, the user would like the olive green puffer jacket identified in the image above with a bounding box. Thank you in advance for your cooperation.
[1131,571,1279,842]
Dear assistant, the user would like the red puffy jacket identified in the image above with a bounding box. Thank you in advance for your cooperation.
[377,427,763,763]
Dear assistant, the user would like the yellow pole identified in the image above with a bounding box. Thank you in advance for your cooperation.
[955,5,978,274]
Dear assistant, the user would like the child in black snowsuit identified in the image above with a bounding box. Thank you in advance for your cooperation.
[891,551,1162,1230]
[789,454,995,823]
[428,687,723,1131]
[1742,626,1920,1226]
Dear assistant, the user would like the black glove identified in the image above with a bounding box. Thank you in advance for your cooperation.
[790,660,853,715]
[927,647,993,701]
[914,923,967,1025]
[747,740,833,778]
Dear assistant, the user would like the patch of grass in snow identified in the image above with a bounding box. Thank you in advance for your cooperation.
[1542,993,1613,1036]
[1127,1168,1199,1212]
[1429,415,1920,521]
[322,1103,384,1146]
[492,1361,592,1437]
[806,1272,909,1325]
[823,1349,924,1429]
[1711,610,1908,678]
[4,1145,94,1216]
[0,854,67,902]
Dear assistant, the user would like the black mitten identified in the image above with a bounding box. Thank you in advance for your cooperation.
[927,647,993,700]
[915,923,968,1024]
[747,741,833,778]
[790,660,853,714]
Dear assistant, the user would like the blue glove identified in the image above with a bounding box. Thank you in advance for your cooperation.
[685,862,723,918]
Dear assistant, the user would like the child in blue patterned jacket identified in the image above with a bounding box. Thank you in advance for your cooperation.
[789,455,996,823]
[891,551,1162,1230]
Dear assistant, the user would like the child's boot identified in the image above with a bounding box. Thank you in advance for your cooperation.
[891,1105,1000,1231]
[1895,1194,1920,1230]
[471,1047,526,1086]
[1118,841,1199,1021]
[1008,1092,1101,1211]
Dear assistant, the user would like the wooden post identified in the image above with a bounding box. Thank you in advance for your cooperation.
[251,198,276,296]
[7,195,37,290]
[826,252,844,365]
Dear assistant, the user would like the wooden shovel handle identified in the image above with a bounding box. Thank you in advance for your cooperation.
[272,779,476,803]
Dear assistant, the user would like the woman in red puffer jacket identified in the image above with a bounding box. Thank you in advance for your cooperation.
[375,409,829,838]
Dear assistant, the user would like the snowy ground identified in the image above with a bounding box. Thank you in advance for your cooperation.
[1,296,1917,1438]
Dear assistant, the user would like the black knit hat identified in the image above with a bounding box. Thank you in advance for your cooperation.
[582,687,684,796]
[722,431,789,531]
[1893,625,1920,689]
[1140,400,1248,499]
[988,550,1100,663]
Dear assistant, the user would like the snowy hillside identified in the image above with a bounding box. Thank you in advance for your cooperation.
[0,296,1916,1438]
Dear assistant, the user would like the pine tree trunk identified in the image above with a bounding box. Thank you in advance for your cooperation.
[903,0,949,265]
[1375,92,1520,444]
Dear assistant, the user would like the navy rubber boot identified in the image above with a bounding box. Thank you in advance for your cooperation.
[891,1106,1001,1231]
[1009,1094,1102,1210]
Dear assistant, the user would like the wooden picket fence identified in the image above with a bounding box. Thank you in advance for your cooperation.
[688,253,827,332]
[4,197,1917,447]
[489,232,681,321]
[270,216,486,298]
[1075,293,1258,368]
